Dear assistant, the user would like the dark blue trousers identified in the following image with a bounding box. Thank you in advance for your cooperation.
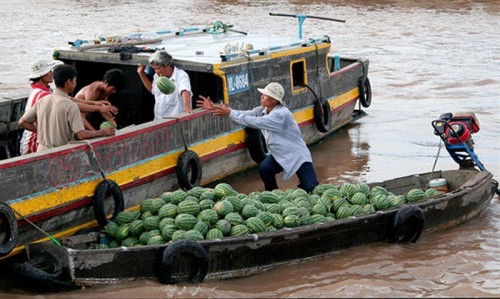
[259,155,319,193]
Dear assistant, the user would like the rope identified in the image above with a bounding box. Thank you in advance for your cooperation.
[163,117,188,151]
[425,139,444,189]
[313,43,323,98]
[0,202,61,246]
[68,140,106,179]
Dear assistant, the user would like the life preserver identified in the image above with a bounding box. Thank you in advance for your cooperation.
[391,205,425,243]
[93,179,125,228]
[0,203,18,257]
[245,127,268,164]
[176,150,202,190]
[358,77,372,108]
[313,98,332,133]
[12,249,78,291]
[158,240,209,284]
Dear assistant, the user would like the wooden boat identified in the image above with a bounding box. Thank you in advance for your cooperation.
[15,169,498,289]
[0,17,372,259]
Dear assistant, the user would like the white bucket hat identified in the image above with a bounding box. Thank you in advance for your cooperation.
[26,59,63,79]
[257,82,285,104]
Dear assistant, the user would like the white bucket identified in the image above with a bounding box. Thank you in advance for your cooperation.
[429,178,448,193]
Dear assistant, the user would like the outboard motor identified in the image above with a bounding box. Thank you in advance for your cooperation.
[432,112,484,171]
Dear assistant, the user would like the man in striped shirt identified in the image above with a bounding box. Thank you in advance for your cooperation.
[19,59,63,155]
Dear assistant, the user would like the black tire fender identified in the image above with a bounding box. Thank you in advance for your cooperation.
[158,240,209,284]
[358,77,372,108]
[391,205,425,243]
[12,249,79,291]
[0,203,18,257]
[245,127,268,164]
[93,179,125,228]
[313,97,332,133]
[176,150,202,190]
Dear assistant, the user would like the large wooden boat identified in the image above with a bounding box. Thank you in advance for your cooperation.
[16,169,499,289]
[0,17,372,259]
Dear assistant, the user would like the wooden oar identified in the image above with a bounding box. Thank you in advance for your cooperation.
[78,37,164,52]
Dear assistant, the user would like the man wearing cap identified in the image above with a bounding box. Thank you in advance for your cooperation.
[20,59,121,155]
[197,82,319,193]
[19,64,116,152]
[20,59,63,154]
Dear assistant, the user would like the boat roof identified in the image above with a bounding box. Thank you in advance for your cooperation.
[56,26,331,65]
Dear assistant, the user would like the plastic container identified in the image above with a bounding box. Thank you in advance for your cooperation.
[429,178,448,193]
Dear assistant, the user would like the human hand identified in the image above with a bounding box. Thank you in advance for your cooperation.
[196,95,215,110]
[99,105,118,115]
[100,127,116,136]
[211,104,231,117]
[137,63,145,75]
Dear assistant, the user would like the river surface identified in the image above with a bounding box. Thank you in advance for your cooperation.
[1,0,499,297]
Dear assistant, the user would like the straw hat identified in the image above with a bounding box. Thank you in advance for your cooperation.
[26,59,63,79]
[257,82,285,104]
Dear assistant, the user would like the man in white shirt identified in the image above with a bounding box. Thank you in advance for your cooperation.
[136,50,192,120]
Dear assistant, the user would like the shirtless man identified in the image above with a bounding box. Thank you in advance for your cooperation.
[75,69,125,130]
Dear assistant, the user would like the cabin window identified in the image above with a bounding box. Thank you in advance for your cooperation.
[291,59,307,94]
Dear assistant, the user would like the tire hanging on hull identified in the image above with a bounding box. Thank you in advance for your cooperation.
[390,205,425,243]
[93,179,125,228]
[0,203,18,257]
[245,127,268,164]
[176,150,202,190]
[158,240,209,284]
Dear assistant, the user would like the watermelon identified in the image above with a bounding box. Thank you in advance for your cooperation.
[246,217,266,233]
[192,221,209,236]
[156,76,175,95]
[225,196,243,212]
[143,216,160,231]
[312,203,328,216]
[259,191,280,203]
[159,217,175,231]
[340,183,357,199]
[336,205,352,219]
[241,205,259,219]
[175,213,198,230]
[171,230,187,241]
[206,228,224,240]
[284,215,300,227]
[100,121,116,129]
[177,199,201,216]
[129,219,144,236]
[311,214,326,224]
[350,192,368,205]
[197,209,219,225]
[214,200,234,217]
[158,203,178,219]
[104,221,119,237]
[116,210,140,224]
[161,224,177,241]
[115,224,130,240]
[122,236,140,247]
[224,212,245,226]
[312,183,336,196]
[270,213,284,229]
[230,224,249,237]
[147,235,165,245]
[425,188,441,198]
[215,219,232,236]
[184,229,205,241]
[406,189,426,203]
[199,199,215,210]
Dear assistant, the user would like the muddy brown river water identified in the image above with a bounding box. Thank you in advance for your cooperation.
[1,0,499,297]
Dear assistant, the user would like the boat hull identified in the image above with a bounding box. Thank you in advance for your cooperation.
[22,169,497,285]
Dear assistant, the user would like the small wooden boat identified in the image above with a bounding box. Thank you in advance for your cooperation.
[0,16,372,260]
[14,169,498,289]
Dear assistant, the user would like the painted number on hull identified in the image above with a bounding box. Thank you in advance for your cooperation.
[227,71,249,95]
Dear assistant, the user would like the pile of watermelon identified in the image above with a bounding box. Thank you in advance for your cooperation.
[96,182,442,249]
